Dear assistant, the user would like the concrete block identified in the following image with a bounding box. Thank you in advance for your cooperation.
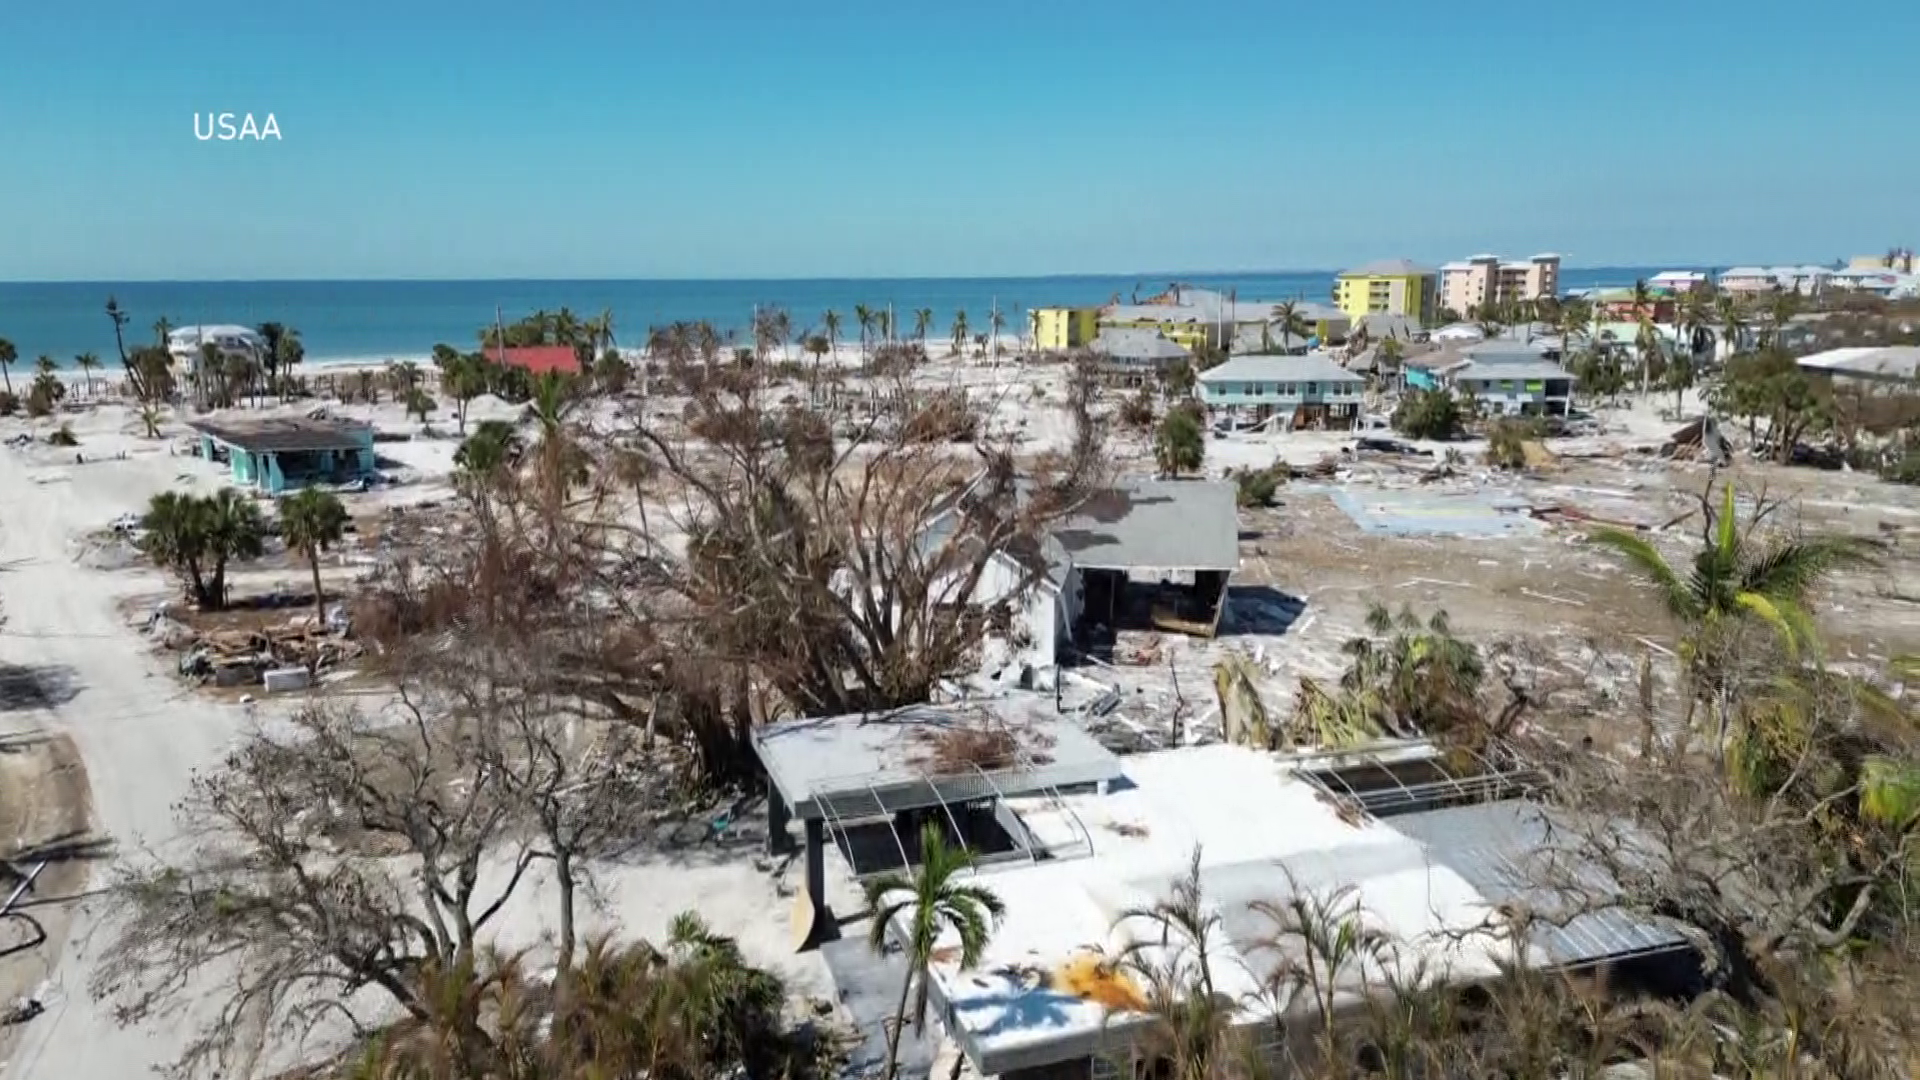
[263,667,312,693]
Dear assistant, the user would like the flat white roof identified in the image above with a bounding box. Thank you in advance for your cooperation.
[754,698,1122,821]
[1797,345,1920,382]
[921,745,1526,1073]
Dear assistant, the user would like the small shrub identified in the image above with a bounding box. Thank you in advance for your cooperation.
[47,422,79,447]
[1233,464,1285,507]
[1483,418,1529,470]
[1392,388,1462,440]
[0,390,16,416]
[1119,387,1156,429]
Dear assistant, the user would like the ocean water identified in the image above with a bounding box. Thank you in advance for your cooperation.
[0,268,1681,368]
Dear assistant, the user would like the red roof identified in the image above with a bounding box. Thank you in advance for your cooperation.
[484,345,582,375]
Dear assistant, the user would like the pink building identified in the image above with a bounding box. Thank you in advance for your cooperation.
[1440,253,1561,316]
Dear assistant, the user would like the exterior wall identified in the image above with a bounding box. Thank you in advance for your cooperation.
[1450,376,1573,415]
[1336,275,1436,320]
[938,548,1071,671]
[1443,257,1558,313]
[1200,377,1365,409]
[1441,260,1496,315]
[1033,308,1099,351]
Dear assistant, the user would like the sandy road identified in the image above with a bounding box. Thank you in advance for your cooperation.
[0,439,249,1079]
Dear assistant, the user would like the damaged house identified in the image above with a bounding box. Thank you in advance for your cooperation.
[919,477,1241,681]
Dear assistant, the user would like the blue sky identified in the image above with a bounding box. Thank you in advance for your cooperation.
[2,0,1916,280]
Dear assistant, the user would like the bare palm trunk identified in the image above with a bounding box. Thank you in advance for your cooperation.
[308,550,326,630]
[882,966,914,1080]
[555,849,577,978]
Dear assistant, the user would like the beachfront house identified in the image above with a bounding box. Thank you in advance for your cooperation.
[189,416,377,494]
[1198,353,1366,430]
[484,345,582,375]
[167,325,266,374]
[1086,328,1191,385]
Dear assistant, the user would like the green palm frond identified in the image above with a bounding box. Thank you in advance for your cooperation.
[1740,535,1881,600]
[1590,527,1700,620]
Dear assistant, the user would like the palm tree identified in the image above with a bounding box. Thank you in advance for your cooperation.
[455,419,518,487]
[74,352,100,398]
[853,304,874,360]
[1556,297,1590,364]
[1272,299,1309,353]
[1155,407,1205,477]
[279,489,348,628]
[822,309,842,361]
[1591,481,1879,747]
[1764,290,1799,348]
[875,308,894,346]
[987,306,1006,361]
[0,338,15,394]
[153,316,174,347]
[949,310,969,358]
[912,307,933,344]
[862,823,1004,1080]
[143,489,264,609]
[33,354,55,377]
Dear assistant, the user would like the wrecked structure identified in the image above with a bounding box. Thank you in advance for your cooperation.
[754,698,1124,947]
[921,478,1242,680]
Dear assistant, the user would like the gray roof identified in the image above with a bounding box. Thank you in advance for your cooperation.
[1387,801,1692,967]
[752,699,1123,821]
[1340,258,1438,277]
[189,417,374,454]
[1463,341,1551,364]
[1101,287,1329,328]
[1090,327,1191,365]
[1450,359,1577,383]
[1198,353,1365,385]
[1053,478,1240,572]
[1356,313,1421,339]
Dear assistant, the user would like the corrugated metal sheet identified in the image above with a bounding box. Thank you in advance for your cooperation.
[1387,801,1690,967]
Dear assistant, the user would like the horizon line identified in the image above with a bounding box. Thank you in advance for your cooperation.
[0,262,1742,287]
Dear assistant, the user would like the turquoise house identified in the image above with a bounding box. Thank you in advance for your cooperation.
[190,417,377,494]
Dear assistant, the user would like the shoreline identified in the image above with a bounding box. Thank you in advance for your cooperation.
[24,336,1032,382]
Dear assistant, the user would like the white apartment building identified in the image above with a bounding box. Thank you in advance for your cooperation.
[1440,253,1560,316]
[1716,266,1833,296]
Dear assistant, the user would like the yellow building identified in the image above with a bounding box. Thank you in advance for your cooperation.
[1334,259,1439,322]
[1031,307,1100,351]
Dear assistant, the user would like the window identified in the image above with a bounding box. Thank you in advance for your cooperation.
[1306,381,1318,395]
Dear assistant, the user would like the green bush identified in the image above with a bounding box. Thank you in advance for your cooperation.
[1392,388,1462,440]
[1233,464,1285,507]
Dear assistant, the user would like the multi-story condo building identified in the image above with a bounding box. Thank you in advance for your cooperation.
[1333,259,1438,322]
[1439,253,1561,316]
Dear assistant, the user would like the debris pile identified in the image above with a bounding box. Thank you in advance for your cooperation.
[148,603,363,690]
